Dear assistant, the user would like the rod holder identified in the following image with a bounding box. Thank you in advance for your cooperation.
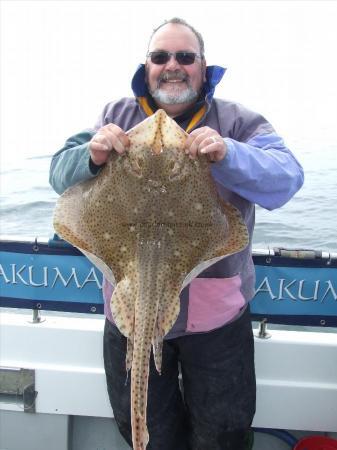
[0,367,37,413]
[29,308,45,324]
[255,318,271,339]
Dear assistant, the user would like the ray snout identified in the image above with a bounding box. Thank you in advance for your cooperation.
[127,109,187,155]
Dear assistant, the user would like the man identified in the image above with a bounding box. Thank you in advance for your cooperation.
[50,18,304,450]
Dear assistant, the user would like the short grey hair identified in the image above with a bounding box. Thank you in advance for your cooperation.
[148,17,205,59]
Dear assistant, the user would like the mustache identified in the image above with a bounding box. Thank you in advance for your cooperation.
[158,71,188,83]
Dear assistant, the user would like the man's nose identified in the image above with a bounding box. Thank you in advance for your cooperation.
[165,55,180,70]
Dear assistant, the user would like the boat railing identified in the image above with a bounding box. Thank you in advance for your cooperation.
[0,235,336,328]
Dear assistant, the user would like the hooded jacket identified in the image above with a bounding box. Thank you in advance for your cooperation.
[49,64,304,338]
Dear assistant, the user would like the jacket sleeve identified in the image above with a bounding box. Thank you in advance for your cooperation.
[49,130,103,195]
[49,100,125,195]
[211,132,304,211]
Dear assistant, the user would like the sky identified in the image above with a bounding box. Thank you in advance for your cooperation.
[1,0,337,168]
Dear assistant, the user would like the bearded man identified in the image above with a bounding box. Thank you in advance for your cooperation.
[50,18,304,450]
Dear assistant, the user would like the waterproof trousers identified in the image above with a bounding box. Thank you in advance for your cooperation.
[103,306,256,450]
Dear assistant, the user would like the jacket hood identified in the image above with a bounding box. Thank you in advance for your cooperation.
[131,64,226,104]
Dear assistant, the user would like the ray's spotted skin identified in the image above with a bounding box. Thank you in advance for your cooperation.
[53,110,249,450]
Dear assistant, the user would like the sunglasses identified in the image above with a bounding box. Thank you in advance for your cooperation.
[147,51,201,66]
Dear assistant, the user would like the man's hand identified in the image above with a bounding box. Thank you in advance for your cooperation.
[185,127,227,162]
[89,124,130,166]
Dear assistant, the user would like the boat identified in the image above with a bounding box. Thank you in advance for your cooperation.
[1,235,337,450]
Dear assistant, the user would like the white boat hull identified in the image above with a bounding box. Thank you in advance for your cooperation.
[1,311,337,450]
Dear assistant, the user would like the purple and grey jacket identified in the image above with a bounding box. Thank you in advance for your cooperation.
[49,64,304,338]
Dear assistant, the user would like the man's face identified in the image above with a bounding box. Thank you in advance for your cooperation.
[146,24,206,106]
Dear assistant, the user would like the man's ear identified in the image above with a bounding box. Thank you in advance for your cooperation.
[144,61,149,83]
[202,59,207,82]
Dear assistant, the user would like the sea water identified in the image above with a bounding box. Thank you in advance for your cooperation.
[1,138,336,252]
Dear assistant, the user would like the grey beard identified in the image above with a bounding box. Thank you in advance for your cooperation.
[150,86,199,105]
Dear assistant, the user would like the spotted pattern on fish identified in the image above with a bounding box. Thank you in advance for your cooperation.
[53,109,249,450]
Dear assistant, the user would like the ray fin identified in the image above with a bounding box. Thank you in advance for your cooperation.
[110,276,137,338]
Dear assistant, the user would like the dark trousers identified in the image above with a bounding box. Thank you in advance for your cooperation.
[103,307,256,450]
